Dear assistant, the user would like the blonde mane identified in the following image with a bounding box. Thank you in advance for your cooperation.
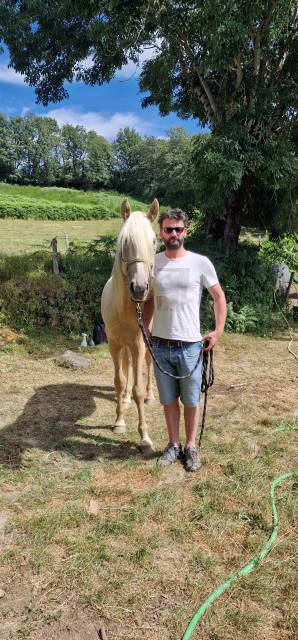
[111,211,155,313]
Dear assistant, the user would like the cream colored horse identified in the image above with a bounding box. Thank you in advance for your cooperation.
[101,198,159,455]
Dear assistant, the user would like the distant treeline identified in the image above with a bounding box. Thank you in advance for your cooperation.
[0,112,196,209]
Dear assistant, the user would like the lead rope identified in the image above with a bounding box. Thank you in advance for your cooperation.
[135,302,214,449]
[198,348,214,449]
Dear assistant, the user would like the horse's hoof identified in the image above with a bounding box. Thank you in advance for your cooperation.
[113,422,126,434]
[144,396,155,406]
[139,440,155,458]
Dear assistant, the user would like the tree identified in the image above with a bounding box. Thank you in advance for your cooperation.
[5,113,61,184]
[60,124,88,187]
[85,131,112,189]
[0,113,13,180]
[112,128,142,193]
[163,127,196,209]
[1,1,297,241]
[22,114,61,184]
[135,127,196,208]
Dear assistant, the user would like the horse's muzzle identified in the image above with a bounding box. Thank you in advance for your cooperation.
[130,282,149,302]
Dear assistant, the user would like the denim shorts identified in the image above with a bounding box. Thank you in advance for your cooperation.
[152,339,203,406]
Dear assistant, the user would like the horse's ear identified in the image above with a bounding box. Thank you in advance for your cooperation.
[121,198,131,220]
[147,198,159,222]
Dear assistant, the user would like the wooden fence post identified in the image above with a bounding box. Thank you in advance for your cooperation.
[65,234,70,255]
[51,237,59,275]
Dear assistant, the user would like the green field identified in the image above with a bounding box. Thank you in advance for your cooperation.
[0,184,152,254]
[0,218,121,254]
[0,183,150,221]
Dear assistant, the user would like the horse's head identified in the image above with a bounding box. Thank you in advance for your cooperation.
[118,198,159,302]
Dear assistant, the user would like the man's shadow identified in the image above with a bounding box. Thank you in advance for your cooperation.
[0,383,141,468]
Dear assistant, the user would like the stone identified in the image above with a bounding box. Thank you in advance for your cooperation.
[87,499,99,516]
[271,263,292,296]
[56,350,91,369]
[0,514,9,534]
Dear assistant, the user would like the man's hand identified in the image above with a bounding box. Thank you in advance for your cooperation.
[202,330,221,351]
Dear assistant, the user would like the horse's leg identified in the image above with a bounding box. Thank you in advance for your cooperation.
[144,349,155,405]
[131,343,154,456]
[109,344,127,434]
[122,346,133,407]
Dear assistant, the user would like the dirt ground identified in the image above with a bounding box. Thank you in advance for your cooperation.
[0,332,297,640]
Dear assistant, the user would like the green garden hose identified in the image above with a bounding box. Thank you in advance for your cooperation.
[181,446,296,639]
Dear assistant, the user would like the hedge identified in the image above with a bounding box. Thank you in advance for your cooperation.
[0,195,116,220]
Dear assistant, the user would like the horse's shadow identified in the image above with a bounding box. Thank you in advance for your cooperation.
[0,383,143,468]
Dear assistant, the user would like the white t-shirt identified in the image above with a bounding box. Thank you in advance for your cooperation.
[152,251,218,341]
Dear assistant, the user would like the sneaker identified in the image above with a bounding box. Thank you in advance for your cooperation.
[157,443,183,467]
[184,447,201,472]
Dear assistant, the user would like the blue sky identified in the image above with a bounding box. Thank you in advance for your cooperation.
[0,48,205,140]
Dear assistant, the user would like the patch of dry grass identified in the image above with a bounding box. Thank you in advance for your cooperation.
[0,332,297,639]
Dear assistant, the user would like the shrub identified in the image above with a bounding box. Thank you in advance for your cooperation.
[0,194,113,220]
[0,238,115,334]
[259,234,298,275]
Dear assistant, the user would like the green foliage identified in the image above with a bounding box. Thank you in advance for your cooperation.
[0,112,113,190]
[0,194,113,220]
[0,239,115,333]
[259,234,298,274]
[112,126,196,209]
[1,228,293,337]
[225,303,259,334]
[0,184,149,221]
[5,1,298,240]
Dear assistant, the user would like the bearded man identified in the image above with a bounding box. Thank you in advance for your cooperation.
[143,208,227,472]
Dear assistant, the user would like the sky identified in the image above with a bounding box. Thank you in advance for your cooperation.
[0,48,205,140]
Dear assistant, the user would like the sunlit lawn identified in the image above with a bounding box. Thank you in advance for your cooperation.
[0,218,122,254]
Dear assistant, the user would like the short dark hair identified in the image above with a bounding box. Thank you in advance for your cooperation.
[158,208,188,228]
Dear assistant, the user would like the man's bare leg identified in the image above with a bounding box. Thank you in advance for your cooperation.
[184,404,200,448]
[163,399,180,445]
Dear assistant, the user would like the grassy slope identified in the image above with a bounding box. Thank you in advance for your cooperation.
[0,183,151,222]
[0,218,121,254]
[0,333,297,640]
[0,183,149,209]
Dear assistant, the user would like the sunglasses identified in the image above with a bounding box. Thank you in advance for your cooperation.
[162,226,185,235]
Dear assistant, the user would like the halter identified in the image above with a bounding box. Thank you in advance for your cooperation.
[119,251,154,297]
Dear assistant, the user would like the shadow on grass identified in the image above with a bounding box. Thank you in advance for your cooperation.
[0,383,142,468]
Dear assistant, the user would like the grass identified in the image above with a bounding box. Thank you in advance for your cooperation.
[0,182,149,208]
[0,218,121,254]
[0,182,151,223]
[0,331,297,639]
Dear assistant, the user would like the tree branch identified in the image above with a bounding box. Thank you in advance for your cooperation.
[234,56,243,90]
[179,54,215,124]
[248,1,278,113]
[177,14,221,124]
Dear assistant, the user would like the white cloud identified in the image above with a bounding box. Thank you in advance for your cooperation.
[116,46,158,80]
[77,46,157,82]
[45,107,155,139]
[0,64,25,86]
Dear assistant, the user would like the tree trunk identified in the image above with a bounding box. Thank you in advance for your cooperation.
[222,173,253,245]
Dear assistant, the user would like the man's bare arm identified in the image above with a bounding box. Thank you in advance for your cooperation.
[202,283,227,351]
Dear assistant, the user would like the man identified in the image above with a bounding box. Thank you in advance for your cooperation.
[143,208,226,472]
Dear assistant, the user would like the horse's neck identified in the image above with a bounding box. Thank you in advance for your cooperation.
[112,272,136,319]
